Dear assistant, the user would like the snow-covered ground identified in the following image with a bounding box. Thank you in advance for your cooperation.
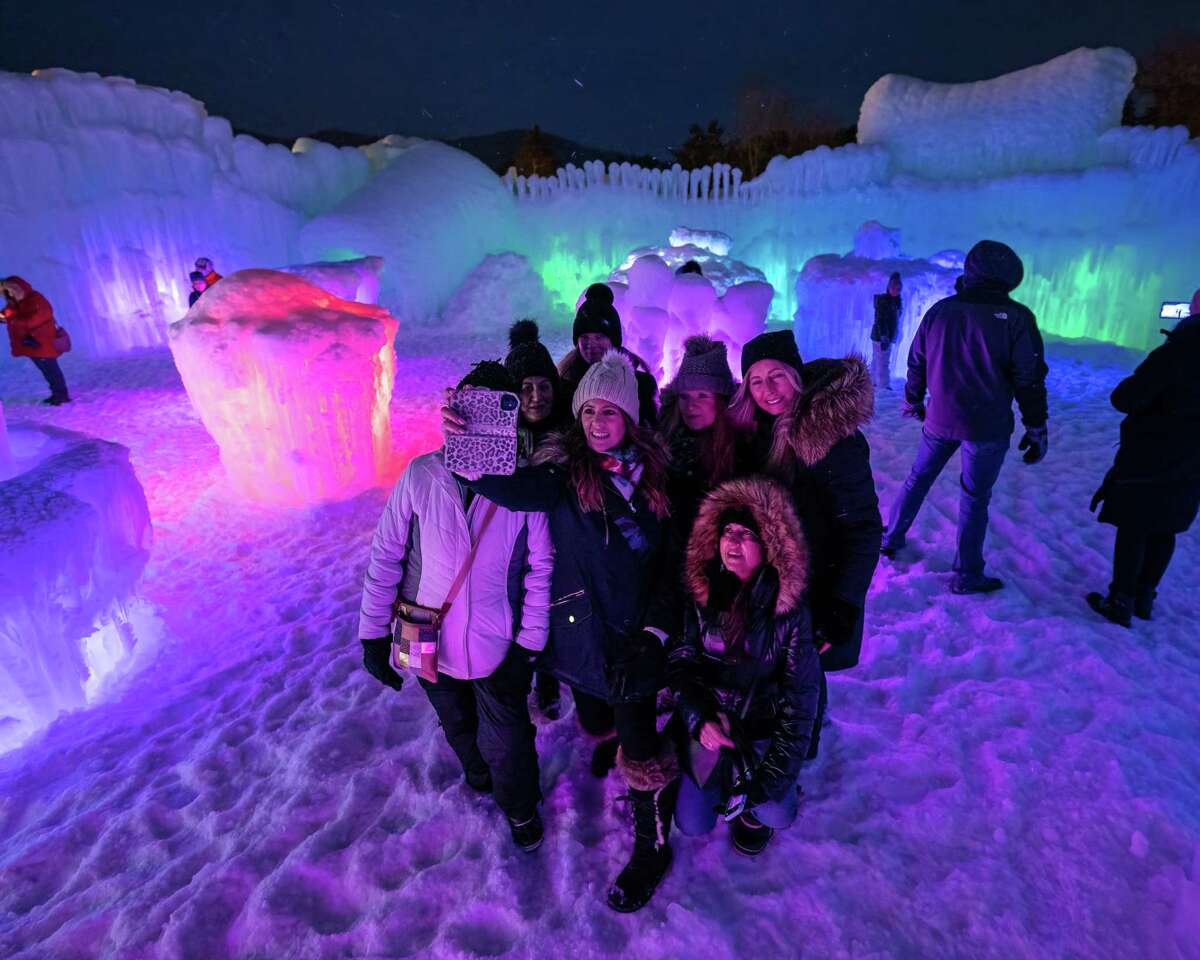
[0,328,1197,960]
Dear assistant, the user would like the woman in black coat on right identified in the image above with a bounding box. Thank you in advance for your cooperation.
[1087,291,1200,626]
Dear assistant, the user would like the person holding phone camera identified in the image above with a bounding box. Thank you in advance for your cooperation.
[358,360,554,853]
[669,476,820,855]
[1,276,70,405]
[1086,287,1200,626]
[444,350,681,913]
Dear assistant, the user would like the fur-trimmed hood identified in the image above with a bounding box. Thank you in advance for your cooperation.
[686,475,808,615]
[780,354,874,466]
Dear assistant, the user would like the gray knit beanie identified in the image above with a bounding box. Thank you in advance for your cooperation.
[670,335,735,396]
[571,349,641,423]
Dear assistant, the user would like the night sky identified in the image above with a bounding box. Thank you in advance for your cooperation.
[4,1,1195,157]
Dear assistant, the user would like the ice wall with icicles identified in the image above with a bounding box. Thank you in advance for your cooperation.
[0,68,369,356]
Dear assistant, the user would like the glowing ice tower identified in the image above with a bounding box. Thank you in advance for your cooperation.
[169,269,398,506]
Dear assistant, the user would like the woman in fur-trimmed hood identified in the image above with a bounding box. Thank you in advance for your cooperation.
[668,475,821,856]
[730,332,883,675]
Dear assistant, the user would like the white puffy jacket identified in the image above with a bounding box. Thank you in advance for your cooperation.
[358,451,553,680]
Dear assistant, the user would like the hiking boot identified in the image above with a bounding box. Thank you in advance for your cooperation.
[950,574,1004,595]
[730,812,774,857]
[607,781,678,913]
[1086,591,1132,628]
[43,395,71,406]
[507,812,544,853]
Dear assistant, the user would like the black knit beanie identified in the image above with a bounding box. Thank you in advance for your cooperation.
[718,505,760,539]
[572,283,622,349]
[504,319,559,386]
[740,330,803,378]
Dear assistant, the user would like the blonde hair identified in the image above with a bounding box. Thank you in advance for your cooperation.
[727,363,804,482]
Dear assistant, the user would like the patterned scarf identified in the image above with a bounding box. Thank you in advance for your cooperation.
[597,447,643,501]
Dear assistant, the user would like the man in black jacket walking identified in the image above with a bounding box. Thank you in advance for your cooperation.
[881,240,1049,594]
[870,272,902,390]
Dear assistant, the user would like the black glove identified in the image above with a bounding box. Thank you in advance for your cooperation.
[361,637,404,691]
[902,400,926,421]
[21,335,39,348]
[1018,425,1048,465]
[611,630,666,700]
[1089,483,1106,513]
[814,597,861,647]
[490,642,539,691]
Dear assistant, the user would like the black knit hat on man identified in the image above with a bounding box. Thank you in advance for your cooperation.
[457,359,515,392]
[740,330,804,378]
[573,283,622,349]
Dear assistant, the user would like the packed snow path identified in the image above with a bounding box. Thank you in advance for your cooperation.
[0,329,1197,960]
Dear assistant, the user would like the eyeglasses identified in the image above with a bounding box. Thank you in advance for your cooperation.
[720,528,760,545]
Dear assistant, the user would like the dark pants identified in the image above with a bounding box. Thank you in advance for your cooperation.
[884,427,1009,578]
[1111,527,1177,600]
[30,357,69,401]
[572,689,659,761]
[419,668,540,820]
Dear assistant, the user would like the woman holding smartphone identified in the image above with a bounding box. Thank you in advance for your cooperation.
[444,350,681,914]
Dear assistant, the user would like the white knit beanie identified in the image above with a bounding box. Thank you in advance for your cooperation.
[572,349,641,423]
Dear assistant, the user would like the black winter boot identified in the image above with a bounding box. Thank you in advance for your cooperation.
[1133,590,1155,621]
[608,746,680,913]
[730,811,774,857]
[1086,591,1133,628]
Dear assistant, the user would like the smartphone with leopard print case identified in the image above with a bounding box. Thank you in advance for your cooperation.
[444,388,519,476]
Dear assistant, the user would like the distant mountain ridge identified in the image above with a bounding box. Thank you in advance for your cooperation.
[233,126,654,174]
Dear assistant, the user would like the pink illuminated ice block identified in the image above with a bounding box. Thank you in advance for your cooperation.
[168,269,398,505]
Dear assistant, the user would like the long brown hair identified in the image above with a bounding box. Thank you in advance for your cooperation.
[660,392,738,485]
[559,413,672,518]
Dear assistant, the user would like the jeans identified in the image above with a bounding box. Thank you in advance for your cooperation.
[1111,528,1176,600]
[674,738,799,836]
[419,665,540,820]
[572,689,660,761]
[884,427,1010,578]
[871,342,892,390]
[30,357,69,400]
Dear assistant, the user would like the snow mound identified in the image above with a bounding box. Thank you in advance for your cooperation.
[168,269,398,505]
[279,256,383,304]
[442,253,559,336]
[669,226,732,256]
[858,47,1136,179]
[0,423,155,754]
[300,141,517,323]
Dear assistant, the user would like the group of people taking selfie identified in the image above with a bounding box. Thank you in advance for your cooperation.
[356,240,1200,913]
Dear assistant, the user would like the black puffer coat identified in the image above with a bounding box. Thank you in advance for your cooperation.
[467,434,679,703]
[1093,314,1200,533]
[668,476,820,805]
[740,356,882,671]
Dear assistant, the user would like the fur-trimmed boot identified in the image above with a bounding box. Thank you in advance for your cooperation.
[607,744,680,913]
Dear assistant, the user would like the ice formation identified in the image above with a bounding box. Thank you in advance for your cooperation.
[794,222,962,371]
[0,400,10,469]
[0,424,154,753]
[858,47,1137,179]
[168,269,398,506]
[0,69,369,357]
[668,226,732,256]
[599,235,773,381]
[300,141,518,323]
[278,255,383,304]
[442,253,560,335]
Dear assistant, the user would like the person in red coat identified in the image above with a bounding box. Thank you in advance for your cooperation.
[0,276,71,405]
